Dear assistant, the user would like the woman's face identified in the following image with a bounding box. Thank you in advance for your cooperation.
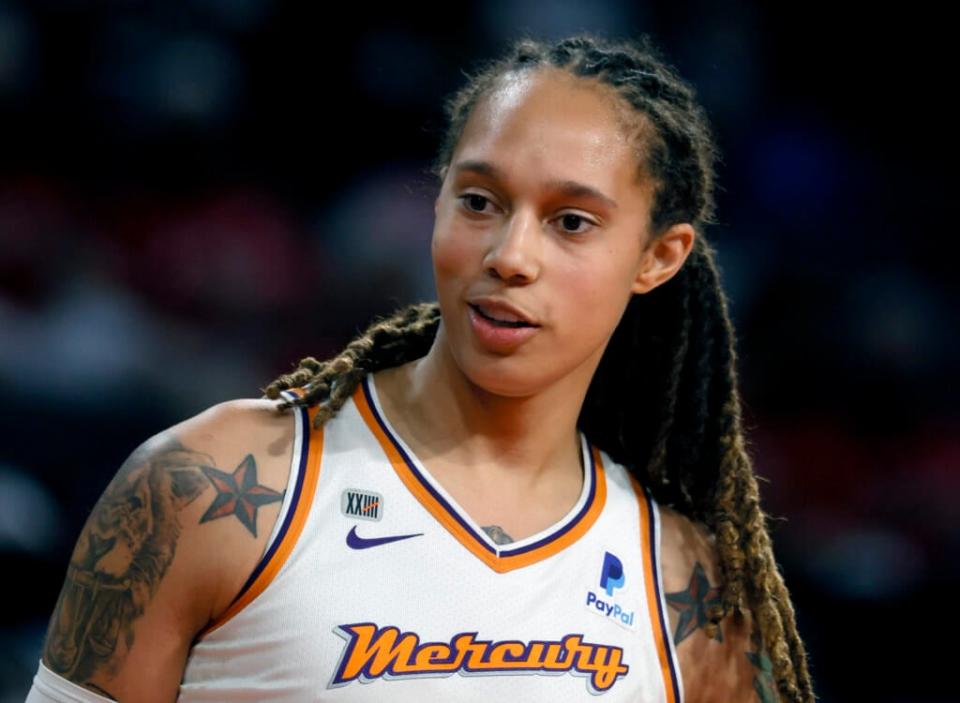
[431,68,692,397]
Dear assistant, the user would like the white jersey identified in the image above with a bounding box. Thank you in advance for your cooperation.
[29,373,684,702]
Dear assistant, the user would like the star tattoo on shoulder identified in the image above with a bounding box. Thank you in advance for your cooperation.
[665,560,724,645]
[199,454,284,536]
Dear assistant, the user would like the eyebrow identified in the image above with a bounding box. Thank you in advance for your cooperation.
[451,159,619,211]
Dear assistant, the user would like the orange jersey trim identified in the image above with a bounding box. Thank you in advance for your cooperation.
[194,388,324,640]
[353,376,606,574]
[631,475,682,703]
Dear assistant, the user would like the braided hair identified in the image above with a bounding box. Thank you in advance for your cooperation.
[263,33,815,702]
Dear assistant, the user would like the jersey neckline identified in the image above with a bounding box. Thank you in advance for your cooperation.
[353,372,607,573]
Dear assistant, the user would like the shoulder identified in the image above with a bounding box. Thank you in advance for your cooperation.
[40,396,302,698]
[122,395,303,612]
[658,504,779,703]
[166,396,302,497]
[657,504,719,592]
[178,395,299,441]
[167,396,301,615]
[110,394,303,622]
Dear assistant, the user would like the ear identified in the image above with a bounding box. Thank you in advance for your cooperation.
[630,223,696,295]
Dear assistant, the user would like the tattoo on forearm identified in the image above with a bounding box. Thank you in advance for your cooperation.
[482,525,514,545]
[747,629,777,703]
[665,561,724,645]
[42,435,283,692]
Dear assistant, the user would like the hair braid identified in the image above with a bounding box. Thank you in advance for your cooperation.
[694,236,816,702]
[262,302,441,429]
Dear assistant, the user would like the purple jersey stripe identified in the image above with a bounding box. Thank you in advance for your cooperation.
[233,391,310,600]
[645,484,683,701]
[361,376,497,555]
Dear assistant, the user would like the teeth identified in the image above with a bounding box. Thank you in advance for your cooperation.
[478,305,523,323]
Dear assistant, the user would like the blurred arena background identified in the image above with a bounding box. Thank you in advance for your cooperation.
[0,2,955,701]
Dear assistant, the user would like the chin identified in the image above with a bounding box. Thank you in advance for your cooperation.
[454,348,556,399]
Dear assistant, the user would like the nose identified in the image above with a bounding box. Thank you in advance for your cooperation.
[483,208,541,284]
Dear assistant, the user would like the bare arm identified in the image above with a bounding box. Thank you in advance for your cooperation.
[659,506,780,703]
[39,399,294,701]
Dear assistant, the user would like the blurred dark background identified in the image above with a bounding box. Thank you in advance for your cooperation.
[1,1,955,701]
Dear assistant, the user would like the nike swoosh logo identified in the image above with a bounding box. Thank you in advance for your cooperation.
[346,525,423,550]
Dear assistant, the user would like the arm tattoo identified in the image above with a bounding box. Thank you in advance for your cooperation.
[664,560,724,645]
[482,525,514,545]
[199,453,283,537]
[42,435,283,691]
[747,628,777,703]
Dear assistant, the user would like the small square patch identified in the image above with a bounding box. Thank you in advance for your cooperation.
[341,489,383,521]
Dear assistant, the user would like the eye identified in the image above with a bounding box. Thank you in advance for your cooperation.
[458,193,496,215]
[555,212,596,236]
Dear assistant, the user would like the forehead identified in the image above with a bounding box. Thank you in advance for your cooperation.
[451,69,644,194]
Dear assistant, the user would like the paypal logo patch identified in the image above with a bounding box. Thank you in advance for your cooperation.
[585,551,636,629]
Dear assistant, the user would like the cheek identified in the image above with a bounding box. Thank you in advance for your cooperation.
[431,220,482,284]
[551,254,634,333]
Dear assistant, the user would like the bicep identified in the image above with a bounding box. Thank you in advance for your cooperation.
[39,399,293,701]
[40,431,219,700]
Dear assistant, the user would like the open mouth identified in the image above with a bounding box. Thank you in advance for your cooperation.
[469,304,536,328]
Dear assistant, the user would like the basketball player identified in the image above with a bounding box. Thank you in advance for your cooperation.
[27,34,815,702]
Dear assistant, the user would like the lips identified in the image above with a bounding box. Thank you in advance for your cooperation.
[468,305,526,328]
[467,298,540,327]
[466,303,540,350]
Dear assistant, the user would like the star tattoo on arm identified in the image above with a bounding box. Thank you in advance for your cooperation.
[199,454,284,536]
[665,560,724,645]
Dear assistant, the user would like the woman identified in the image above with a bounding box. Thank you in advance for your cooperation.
[30,34,815,702]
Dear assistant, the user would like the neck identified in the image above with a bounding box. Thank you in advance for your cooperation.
[375,322,603,485]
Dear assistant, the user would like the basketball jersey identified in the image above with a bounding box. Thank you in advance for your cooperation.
[173,372,684,702]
